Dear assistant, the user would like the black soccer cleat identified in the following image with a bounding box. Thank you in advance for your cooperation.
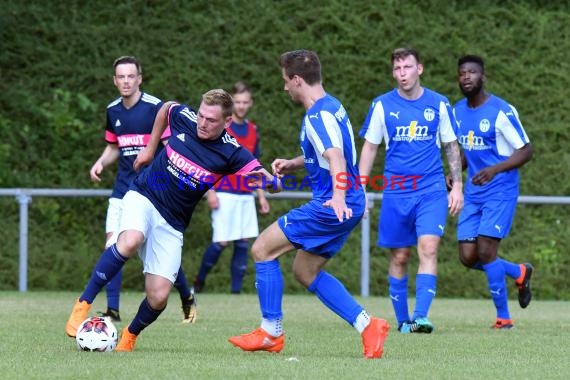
[98,308,121,322]
[517,263,533,309]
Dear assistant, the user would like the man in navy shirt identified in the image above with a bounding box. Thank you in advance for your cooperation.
[88,55,196,324]
[66,89,280,351]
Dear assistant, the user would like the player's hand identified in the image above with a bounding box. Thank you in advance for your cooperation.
[90,161,104,182]
[133,147,154,172]
[472,167,497,186]
[245,170,282,193]
[448,185,464,216]
[323,195,352,222]
[206,190,219,209]
[271,158,292,179]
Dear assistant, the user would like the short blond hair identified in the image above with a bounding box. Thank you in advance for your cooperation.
[202,89,234,118]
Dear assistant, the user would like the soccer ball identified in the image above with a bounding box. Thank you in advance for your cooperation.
[75,316,118,352]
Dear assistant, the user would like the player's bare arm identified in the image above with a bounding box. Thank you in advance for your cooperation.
[443,140,464,216]
[472,143,533,185]
[322,147,352,222]
[256,188,270,214]
[90,144,120,182]
[271,155,304,178]
[134,101,176,171]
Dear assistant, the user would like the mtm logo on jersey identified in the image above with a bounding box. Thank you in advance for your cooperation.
[458,131,489,151]
[394,121,431,142]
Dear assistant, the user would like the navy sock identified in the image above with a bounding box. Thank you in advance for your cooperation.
[128,297,165,335]
[255,260,283,320]
[196,242,225,282]
[412,274,437,320]
[105,269,122,311]
[308,271,363,325]
[80,244,128,304]
[231,240,249,293]
[174,267,191,299]
[388,275,410,326]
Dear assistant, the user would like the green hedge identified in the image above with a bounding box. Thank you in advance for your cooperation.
[1,0,568,299]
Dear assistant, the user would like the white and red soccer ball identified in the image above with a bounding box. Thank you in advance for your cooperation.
[75,316,118,352]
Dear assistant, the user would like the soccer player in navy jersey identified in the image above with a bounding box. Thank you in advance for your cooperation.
[194,81,270,294]
[448,55,533,329]
[87,56,196,324]
[359,47,464,334]
[228,50,390,359]
[66,89,280,351]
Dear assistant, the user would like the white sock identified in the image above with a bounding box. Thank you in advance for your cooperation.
[261,318,283,337]
[353,310,371,334]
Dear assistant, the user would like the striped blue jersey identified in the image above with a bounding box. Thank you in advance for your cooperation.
[359,88,457,196]
[132,104,261,232]
[105,92,164,199]
[301,94,364,208]
[453,95,530,200]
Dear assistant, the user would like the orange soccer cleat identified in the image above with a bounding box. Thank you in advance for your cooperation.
[228,327,285,353]
[115,327,138,352]
[65,299,91,337]
[492,318,514,329]
[361,317,390,359]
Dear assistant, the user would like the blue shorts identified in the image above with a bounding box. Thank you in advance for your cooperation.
[457,198,517,240]
[378,191,448,248]
[278,199,364,258]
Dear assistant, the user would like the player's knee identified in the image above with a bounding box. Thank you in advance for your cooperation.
[145,289,169,310]
[250,240,268,262]
[292,267,312,288]
[458,252,477,268]
[116,231,144,256]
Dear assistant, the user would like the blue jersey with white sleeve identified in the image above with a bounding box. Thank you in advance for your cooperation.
[453,95,530,201]
[132,104,262,232]
[359,88,457,197]
[301,94,364,209]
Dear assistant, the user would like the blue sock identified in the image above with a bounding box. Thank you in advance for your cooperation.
[231,240,249,293]
[308,271,363,325]
[499,258,521,280]
[80,244,128,304]
[174,267,191,299]
[483,260,510,319]
[255,260,283,320]
[388,275,409,326]
[105,269,122,310]
[196,242,225,282]
[128,298,165,335]
[412,274,437,320]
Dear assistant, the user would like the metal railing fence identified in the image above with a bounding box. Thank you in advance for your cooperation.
[1,188,569,295]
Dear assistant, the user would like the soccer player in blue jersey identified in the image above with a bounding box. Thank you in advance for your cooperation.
[449,55,533,329]
[194,81,270,294]
[359,47,464,334]
[88,56,196,324]
[66,89,280,351]
[228,50,390,359]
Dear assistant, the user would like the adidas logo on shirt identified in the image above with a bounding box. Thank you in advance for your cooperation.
[177,133,185,142]
[115,119,121,127]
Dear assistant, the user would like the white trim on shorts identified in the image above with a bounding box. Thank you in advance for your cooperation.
[120,190,183,283]
[211,192,259,242]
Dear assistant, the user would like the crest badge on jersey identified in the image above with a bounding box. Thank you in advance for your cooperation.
[423,108,435,122]
[479,119,490,133]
